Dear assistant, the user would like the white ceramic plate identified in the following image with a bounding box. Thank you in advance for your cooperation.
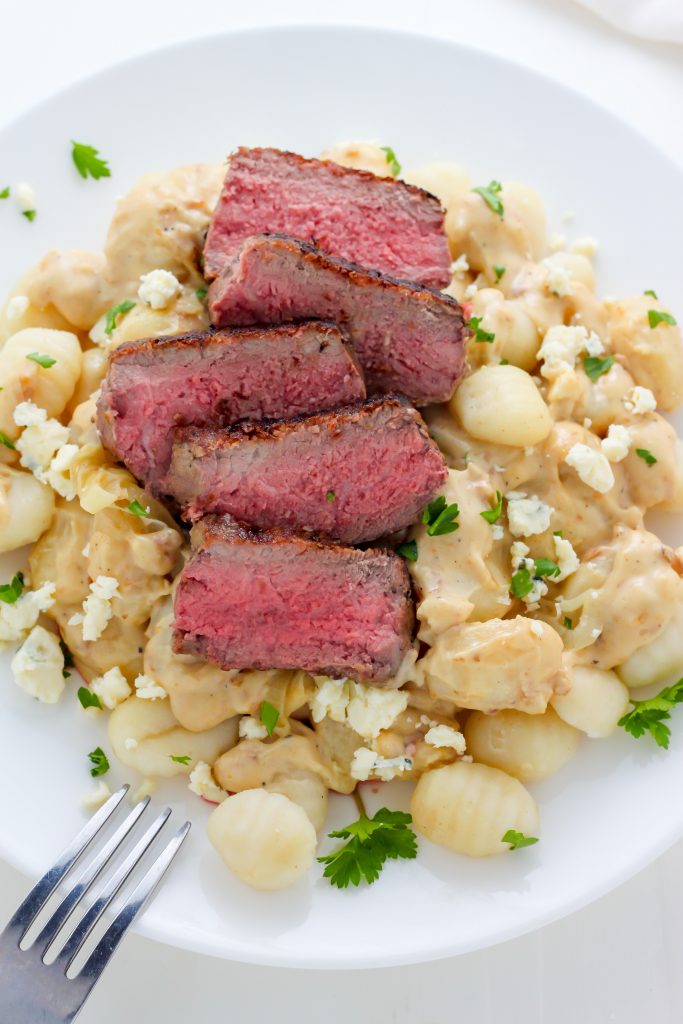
[1,25,682,969]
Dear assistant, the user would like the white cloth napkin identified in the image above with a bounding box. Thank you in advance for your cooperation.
[574,0,683,42]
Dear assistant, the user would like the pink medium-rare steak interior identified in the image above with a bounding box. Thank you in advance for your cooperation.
[168,396,448,543]
[96,320,365,489]
[208,234,468,405]
[203,147,451,289]
[172,517,414,683]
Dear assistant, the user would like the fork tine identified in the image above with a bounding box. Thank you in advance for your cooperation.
[32,797,150,957]
[77,821,191,983]
[52,806,173,969]
[0,785,128,947]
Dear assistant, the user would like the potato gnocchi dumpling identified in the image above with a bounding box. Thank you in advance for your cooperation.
[464,707,581,782]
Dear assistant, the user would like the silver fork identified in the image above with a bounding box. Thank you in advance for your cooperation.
[0,785,190,1024]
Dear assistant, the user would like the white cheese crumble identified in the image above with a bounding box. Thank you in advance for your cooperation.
[189,761,226,803]
[506,493,552,538]
[510,541,548,605]
[491,523,505,541]
[530,620,545,638]
[346,682,409,740]
[542,258,573,297]
[450,254,469,276]
[624,386,657,415]
[584,332,605,357]
[553,534,580,581]
[14,182,35,212]
[463,283,477,300]
[310,677,350,724]
[14,402,71,479]
[134,673,167,700]
[538,325,604,377]
[81,780,111,810]
[91,666,132,710]
[6,295,29,321]
[350,747,413,782]
[238,715,269,740]
[69,575,119,642]
[13,400,46,427]
[138,269,181,310]
[601,424,632,463]
[0,581,56,648]
[565,443,614,493]
[570,236,599,257]
[44,443,79,500]
[11,625,65,703]
[424,724,466,754]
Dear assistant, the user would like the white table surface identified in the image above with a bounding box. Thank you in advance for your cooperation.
[1,1,682,1021]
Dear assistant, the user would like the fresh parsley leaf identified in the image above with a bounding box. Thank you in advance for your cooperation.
[618,678,683,749]
[22,209,37,222]
[510,568,534,599]
[648,309,677,328]
[0,572,24,604]
[380,146,401,177]
[480,490,503,524]
[104,299,136,335]
[396,540,418,562]
[60,638,74,679]
[170,754,192,765]
[195,287,207,302]
[499,358,509,365]
[582,355,614,381]
[502,829,539,850]
[467,315,495,343]
[493,264,506,283]
[563,616,574,630]
[71,140,111,180]
[0,431,16,450]
[534,558,561,578]
[472,180,504,216]
[636,448,657,466]
[644,289,658,299]
[318,806,417,888]
[77,686,102,710]
[326,490,336,502]
[422,496,460,536]
[553,529,564,538]
[26,352,56,369]
[87,746,110,777]
[259,700,280,736]
[127,499,150,517]
[0,186,9,199]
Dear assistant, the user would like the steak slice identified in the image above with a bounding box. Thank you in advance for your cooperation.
[167,396,448,542]
[204,146,451,289]
[172,515,414,683]
[209,234,468,405]
[96,320,365,490]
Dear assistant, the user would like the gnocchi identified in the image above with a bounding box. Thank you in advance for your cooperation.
[451,365,553,447]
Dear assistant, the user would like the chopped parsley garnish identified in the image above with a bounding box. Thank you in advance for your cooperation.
[553,529,564,537]
[636,448,657,466]
[259,700,280,737]
[71,141,111,180]
[472,180,504,217]
[534,558,561,578]
[467,315,495,343]
[422,496,460,536]
[170,754,192,765]
[127,498,150,517]
[510,568,534,599]
[493,264,506,283]
[87,746,110,777]
[104,299,136,335]
[480,490,503,524]
[318,794,417,888]
[22,210,37,222]
[60,639,74,679]
[582,355,614,381]
[0,186,9,199]
[563,616,574,630]
[396,540,418,562]
[618,678,683,749]
[502,829,539,850]
[195,287,208,302]
[325,490,336,502]
[0,572,24,604]
[26,352,56,369]
[499,358,509,365]
[77,686,102,710]
[0,431,16,450]
[643,289,658,299]
[380,146,401,177]
[648,309,677,329]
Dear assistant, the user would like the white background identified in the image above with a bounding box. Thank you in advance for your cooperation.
[1,1,682,1021]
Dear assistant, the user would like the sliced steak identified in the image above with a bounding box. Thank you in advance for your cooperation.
[168,395,447,541]
[172,515,414,683]
[209,234,468,405]
[204,147,451,289]
[96,320,365,489]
